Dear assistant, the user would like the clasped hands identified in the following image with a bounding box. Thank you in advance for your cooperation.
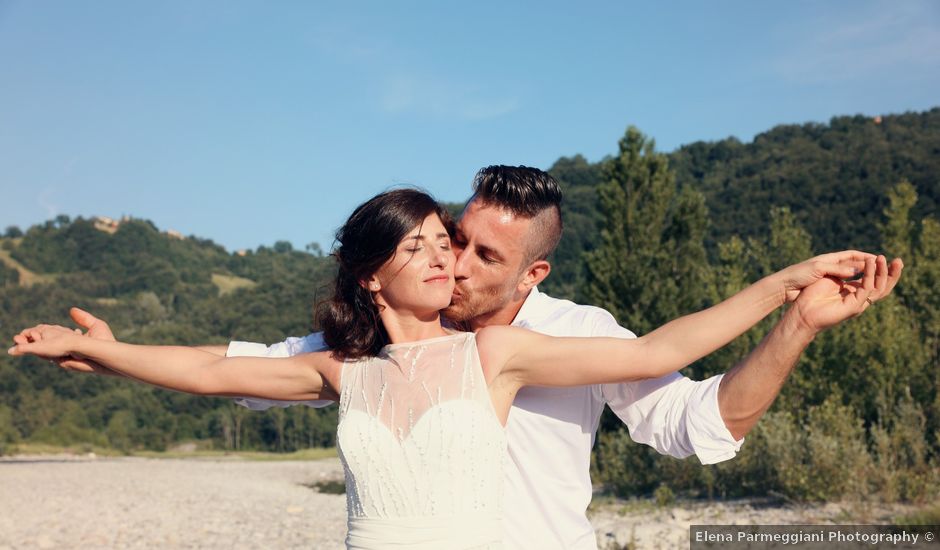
[776,251,902,333]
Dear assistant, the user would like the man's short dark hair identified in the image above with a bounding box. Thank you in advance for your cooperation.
[470,165,563,265]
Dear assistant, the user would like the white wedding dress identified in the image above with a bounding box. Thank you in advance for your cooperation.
[337,332,507,549]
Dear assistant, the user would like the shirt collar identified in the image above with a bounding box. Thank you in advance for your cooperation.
[511,286,547,328]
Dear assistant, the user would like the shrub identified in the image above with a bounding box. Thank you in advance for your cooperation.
[593,429,660,496]
[717,399,874,502]
[653,483,675,507]
[0,404,20,455]
[871,389,939,502]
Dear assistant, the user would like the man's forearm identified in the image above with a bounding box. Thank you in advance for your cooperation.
[717,308,817,440]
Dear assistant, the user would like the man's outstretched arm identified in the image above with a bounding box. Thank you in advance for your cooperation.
[603,255,902,463]
[717,255,903,440]
[716,307,814,440]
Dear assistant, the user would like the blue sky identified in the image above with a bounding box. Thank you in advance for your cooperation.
[1,1,937,252]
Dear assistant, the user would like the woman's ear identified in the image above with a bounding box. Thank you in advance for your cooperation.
[361,276,381,292]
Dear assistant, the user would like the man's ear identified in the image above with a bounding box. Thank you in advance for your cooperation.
[517,260,551,292]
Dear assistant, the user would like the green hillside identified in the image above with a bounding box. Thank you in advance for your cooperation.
[541,108,940,299]
[0,218,338,454]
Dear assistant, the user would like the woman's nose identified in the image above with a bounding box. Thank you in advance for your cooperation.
[430,248,450,268]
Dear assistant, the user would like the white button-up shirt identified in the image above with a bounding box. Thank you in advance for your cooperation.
[228,287,743,550]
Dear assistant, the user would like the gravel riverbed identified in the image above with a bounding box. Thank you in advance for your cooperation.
[0,455,347,549]
[0,455,925,549]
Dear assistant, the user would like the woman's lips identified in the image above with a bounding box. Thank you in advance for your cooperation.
[424,275,451,283]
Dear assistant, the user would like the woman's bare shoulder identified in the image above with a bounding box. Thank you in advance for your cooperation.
[475,325,542,374]
[475,325,532,347]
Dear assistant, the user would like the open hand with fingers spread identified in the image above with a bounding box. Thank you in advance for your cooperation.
[789,254,903,333]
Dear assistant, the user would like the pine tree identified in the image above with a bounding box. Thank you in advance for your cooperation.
[584,126,712,338]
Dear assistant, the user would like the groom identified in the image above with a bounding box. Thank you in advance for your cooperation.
[52,166,901,550]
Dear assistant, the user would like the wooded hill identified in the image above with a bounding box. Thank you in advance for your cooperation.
[541,108,940,299]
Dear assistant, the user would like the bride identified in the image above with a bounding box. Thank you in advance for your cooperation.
[9,188,880,549]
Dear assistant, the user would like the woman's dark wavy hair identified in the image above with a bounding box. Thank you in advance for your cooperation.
[317,188,454,359]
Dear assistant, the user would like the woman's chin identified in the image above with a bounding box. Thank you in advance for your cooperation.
[425,285,455,310]
[431,297,454,312]
[427,297,454,315]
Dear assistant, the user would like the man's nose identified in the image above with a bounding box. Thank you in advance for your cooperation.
[453,248,469,280]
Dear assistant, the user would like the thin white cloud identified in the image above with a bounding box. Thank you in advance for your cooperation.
[62,155,80,177]
[38,187,59,218]
[458,97,520,121]
[380,74,519,121]
[773,2,940,83]
[310,24,520,121]
[307,23,383,62]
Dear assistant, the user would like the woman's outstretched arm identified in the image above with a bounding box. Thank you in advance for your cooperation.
[484,251,880,390]
[8,325,333,401]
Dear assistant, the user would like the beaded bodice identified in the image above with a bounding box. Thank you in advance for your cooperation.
[336,332,506,521]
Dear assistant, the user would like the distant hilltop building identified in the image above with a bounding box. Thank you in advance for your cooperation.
[235,249,248,257]
[91,215,186,241]
[92,216,120,234]
[874,115,883,125]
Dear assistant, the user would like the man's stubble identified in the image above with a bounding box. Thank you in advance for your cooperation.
[443,276,520,326]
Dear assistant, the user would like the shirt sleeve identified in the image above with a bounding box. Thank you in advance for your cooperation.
[592,312,744,465]
[227,333,336,410]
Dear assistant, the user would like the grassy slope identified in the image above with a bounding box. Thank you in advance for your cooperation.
[0,244,58,286]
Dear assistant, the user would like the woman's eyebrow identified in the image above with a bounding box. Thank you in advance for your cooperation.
[405,232,450,241]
